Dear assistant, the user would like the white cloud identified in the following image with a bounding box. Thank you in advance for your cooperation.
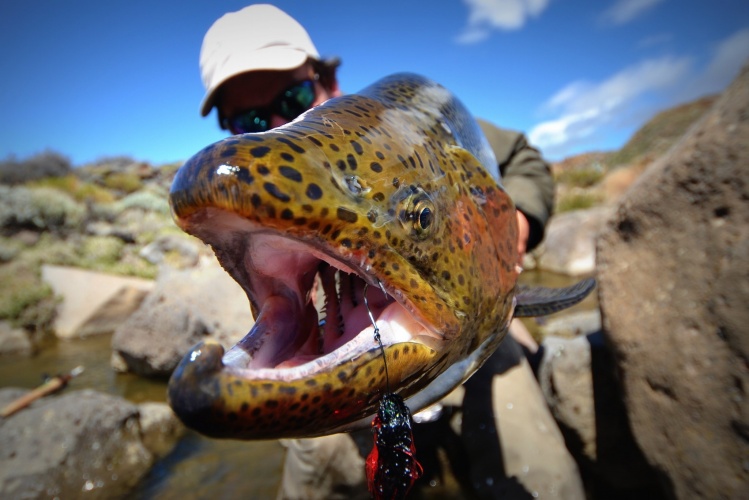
[683,28,749,99]
[601,0,664,25]
[529,56,692,157]
[455,0,550,44]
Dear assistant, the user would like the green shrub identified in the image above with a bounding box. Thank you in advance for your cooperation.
[0,261,54,323]
[555,167,605,188]
[0,185,85,232]
[556,192,603,213]
[27,174,116,204]
[80,236,124,267]
[103,172,143,194]
[115,188,170,215]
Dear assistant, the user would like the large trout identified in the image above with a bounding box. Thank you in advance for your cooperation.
[167,73,594,439]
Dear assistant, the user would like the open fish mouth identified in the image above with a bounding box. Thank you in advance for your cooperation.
[167,208,448,439]
[214,222,445,379]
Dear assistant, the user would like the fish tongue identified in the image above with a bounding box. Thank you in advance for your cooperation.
[223,294,313,370]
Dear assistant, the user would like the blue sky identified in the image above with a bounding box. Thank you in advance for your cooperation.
[1,0,747,165]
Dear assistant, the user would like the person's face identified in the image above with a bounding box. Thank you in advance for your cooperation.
[217,63,338,134]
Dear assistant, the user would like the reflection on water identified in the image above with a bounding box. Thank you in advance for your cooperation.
[0,334,284,497]
[0,270,597,498]
[131,433,284,499]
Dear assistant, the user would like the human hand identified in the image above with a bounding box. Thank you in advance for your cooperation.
[516,210,530,266]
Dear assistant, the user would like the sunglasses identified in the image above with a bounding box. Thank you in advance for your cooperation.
[221,79,317,134]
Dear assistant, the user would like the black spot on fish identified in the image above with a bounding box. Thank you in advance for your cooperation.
[277,137,305,153]
[280,152,295,162]
[281,209,294,220]
[257,165,270,176]
[279,165,302,182]
[279,386,298,395]
[330,143,340,152]
[220,147,237,158]
[336,159,347,171]
[337,207,358,223]
[351,141,364,155]
[236,168,254,185]
[347,154,358,170]
[370,162,383,173]
[250,146,270,158]
[341,238,352,248]
[264,182,291,202]
[442,270,451,280]
[306,183,323,200]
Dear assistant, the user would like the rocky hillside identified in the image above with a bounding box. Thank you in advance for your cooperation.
[551,94,718,213]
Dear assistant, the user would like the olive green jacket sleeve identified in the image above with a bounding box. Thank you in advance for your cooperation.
[477,119,554,251]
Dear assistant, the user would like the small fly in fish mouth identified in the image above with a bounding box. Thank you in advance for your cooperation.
[218,228,443,379]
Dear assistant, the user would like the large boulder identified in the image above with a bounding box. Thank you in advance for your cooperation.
[111,257,253,377]
[42,265,154,339]
[0,388,184,499]
[596,62,749,498]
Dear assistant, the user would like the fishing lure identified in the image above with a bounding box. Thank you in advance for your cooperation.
[363,284,423,499]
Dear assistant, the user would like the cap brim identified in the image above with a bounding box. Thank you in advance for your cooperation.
[200,48,311,117]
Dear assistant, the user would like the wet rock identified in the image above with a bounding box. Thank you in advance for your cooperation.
[0,388,183,499]
[111,257,253,377]
[596,62,749,498]
[533,207,613,276]
[41,265,154,339]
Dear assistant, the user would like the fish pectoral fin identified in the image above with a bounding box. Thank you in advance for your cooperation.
[514,278,596,317]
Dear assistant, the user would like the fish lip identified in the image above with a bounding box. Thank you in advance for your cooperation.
[182,207,443,380]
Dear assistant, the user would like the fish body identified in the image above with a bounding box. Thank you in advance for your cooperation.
[167,73,592,439]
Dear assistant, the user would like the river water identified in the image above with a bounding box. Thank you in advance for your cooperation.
[0,270,597,498]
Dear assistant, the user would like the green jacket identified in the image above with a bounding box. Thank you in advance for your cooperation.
[477,119,554,251]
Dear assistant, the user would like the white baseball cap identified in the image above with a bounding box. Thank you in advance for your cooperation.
[199,4,321,117]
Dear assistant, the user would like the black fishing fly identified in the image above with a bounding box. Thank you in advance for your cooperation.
[363,284,423,499]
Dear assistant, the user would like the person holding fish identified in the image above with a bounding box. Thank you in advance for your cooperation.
[196,4,583,499]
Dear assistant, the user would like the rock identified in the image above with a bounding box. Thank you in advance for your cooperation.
[41,265,154,339]
[0,388,183,499]
[534,207,613,276]
[538,309,601,338]
[0,320,33,356]
[596,62,749,498]
[538,335,596,460]
[536,333,662,497]
[111,257,253,377]
[137,402,187,459]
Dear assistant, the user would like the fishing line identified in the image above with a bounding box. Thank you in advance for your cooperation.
[363,282,390,393]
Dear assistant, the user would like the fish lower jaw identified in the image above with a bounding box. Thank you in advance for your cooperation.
[221,298,440,382]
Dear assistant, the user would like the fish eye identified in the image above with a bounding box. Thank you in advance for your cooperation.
[416,203,433,230]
